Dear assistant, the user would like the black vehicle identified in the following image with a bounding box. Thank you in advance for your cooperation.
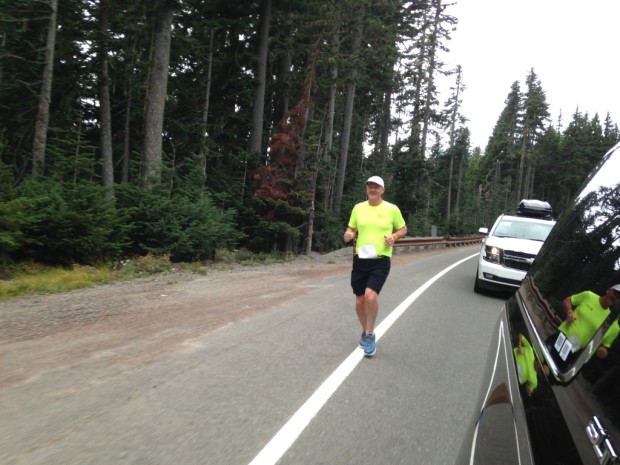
[456,142,620,465]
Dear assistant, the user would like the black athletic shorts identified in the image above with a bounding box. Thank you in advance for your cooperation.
[350,255,391,296]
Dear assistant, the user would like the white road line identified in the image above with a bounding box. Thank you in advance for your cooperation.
[248,253,479,465]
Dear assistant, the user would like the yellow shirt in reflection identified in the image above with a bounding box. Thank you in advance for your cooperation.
[559,291,609,350]
[601,318,620,349]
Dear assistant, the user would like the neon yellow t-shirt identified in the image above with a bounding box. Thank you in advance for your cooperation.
[348,200,406,258]
[559,291,609,350]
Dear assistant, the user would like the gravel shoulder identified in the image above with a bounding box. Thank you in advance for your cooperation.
[0,247,437,389]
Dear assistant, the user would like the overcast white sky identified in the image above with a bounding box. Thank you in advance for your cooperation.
[441,0,620,150]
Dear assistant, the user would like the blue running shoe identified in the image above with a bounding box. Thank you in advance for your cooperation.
[364,333,376,356]
[359,331,367,349]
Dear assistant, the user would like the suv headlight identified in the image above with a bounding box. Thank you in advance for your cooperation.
[483,245,502,263]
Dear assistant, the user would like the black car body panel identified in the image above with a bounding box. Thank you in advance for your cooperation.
[457,142,620,465]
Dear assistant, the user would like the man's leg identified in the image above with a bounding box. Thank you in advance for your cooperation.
[362,288,379,356]
[363,287,379,334]
[355,294,367,330]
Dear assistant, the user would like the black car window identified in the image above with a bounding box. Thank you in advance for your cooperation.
[523,145,620,380]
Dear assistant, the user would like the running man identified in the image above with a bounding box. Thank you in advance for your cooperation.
[343,176,407,357]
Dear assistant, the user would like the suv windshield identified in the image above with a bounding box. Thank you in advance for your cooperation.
[493,219,554,241]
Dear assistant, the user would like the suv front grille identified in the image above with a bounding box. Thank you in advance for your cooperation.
[503,250,535,271]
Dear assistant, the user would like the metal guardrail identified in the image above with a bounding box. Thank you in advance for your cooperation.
[394,235,484,250]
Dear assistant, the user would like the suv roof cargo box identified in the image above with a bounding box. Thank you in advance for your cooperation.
[517,199,553,218]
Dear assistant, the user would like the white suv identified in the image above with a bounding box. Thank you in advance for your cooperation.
[474,200,556,293]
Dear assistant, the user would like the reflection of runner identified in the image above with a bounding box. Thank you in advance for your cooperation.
[558,285,620,353]
[514,334,549,396]
[514,334,538,395]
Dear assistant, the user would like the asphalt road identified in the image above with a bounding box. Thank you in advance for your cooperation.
[2,246,511,465]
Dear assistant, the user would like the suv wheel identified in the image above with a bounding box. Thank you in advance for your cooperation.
[474,267,483,293]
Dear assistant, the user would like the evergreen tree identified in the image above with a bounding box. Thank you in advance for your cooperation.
[557,110,607,211]
[603,112,620,151]
[516,68,549,202]
[442,64,466,223]
[479,81,521,222]
[533,125,562,206]
[1,2,618,266]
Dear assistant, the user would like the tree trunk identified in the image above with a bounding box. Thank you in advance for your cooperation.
[32,0,58,176]
[294,64,315,178]
[305,127,324,255]
[0,32,5,90]
[273,50,292,128]
[516,133,531,203]
[408,10,428,157]
[119,35,138,184]
[446,66,463,223]
[121,88,131,184]
[99,0,114,198]
[199,28,215,195]
[323,2,341,211]
[527,164,535,199]
[447,151,454,220]
[248,0,271,155]
[420,1,442,156]
[455,153,464,213]
[73,121,82,183]
[333,21,363,215]
[333,83,356,216]
[379,90,391,173]
[141,0,175,189]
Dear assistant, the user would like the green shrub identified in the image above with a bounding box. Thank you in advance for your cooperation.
[8,178,129,266]
[115,185,243,262]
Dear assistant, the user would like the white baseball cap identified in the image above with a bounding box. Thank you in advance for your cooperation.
[366,176,384,188]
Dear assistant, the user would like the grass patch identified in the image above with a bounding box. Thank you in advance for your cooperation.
[0,254,173,301]
[214,247,296,265]
[116,253,173,278]
[0,265,115,301]
[0,250,303,301]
